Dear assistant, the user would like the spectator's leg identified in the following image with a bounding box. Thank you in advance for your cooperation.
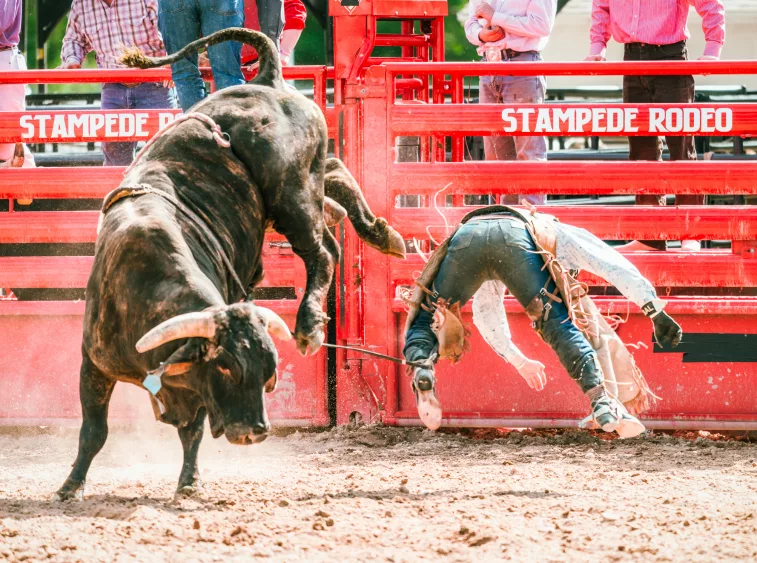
[481,76,521,205]
[257,0,285,51]
[200,0,246,92]
[622,46,666,250]
[134,82,179,111]
[0,49,27,161]
[501,56,547,206]
[159,0,205,111]
[100,84,136,167]
[650,43,702,251]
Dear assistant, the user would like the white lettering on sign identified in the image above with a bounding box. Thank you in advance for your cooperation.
[18,112,178,140]
[501,107,733,134]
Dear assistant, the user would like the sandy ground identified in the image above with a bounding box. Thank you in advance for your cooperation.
[1,424,757,562]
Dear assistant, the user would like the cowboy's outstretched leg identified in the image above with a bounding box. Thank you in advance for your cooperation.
[404,221,492,429]
[487,219,644,437]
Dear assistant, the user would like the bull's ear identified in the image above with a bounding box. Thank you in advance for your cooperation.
[255,306,293,341]
[146,341,203,391]
[264,369,278,393]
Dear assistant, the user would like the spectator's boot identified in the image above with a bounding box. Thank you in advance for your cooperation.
[412,369,442,431]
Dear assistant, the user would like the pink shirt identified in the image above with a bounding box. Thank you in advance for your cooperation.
[465,0,556,55]
[589,0,726,59]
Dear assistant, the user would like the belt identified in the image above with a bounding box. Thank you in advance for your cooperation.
[502,49,539,59]
[625,39,685,50]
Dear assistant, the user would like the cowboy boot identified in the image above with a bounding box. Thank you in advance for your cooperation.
[412,366,442,431]
[582,386,645,438]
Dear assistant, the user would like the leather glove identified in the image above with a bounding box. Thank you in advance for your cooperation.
[653,311,683,348]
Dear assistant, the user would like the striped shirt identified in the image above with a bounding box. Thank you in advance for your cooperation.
[62,0,166,69]
[589,0,726,58]
[465,0,556,55]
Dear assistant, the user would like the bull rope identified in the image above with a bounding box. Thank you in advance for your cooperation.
[123,112,232,177]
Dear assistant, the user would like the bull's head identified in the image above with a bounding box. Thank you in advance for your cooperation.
[136,303,291,445]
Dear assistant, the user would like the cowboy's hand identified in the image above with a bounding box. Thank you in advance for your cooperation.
[698,55,719,61]
[584,54,605,62]
[58,60,81,69]
[516,358,547,391]
[653,311,682,348]
[479,25,505,43]
[162,79,175,89]
[475,3,495,22]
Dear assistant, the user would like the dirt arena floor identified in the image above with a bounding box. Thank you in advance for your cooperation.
[1,424,757,562]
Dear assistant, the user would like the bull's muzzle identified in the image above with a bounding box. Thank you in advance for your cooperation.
[225,422,270,445]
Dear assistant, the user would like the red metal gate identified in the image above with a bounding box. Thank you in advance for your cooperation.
[335,59,757,430]
[3,10,757,430]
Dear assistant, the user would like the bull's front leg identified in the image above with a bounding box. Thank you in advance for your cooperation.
[292,227,339,355]
[55,352,116,501]
[175,407,206,498]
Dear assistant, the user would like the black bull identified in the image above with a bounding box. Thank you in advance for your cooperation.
[56,28,405,501]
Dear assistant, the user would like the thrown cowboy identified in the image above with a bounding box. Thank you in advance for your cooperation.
[402,204,683,438]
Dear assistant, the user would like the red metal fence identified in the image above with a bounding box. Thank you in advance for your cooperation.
[3,58,757,430]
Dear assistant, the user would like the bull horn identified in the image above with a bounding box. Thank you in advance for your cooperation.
[256,306,292,341]
[136,311,217,353]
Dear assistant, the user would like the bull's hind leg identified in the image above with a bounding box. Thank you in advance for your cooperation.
[175,407,206,498]
[324,158,406,258]
[55,351,116,501]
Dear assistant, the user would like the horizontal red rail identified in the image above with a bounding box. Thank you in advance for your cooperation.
[381,60,757,77]
[0,107,337,143]
[0,255,296,288]
[393,251,757,288]
[390,103,757,137]
[0,167,122,198]
[0,65,330,85]
[0,211,99,243]
[375,34,430,47]
[0,299,300,315]
[0,211,286,243]
[0,109,181,144]
[391,296,757,316]
[390,161,757,195]
[392,205,757,241]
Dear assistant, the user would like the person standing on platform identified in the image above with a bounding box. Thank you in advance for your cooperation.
[464,0,557,205]
[60,0,177,165]
[585,0,726,252]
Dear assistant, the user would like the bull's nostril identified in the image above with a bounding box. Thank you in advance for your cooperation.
[252,425,268,435]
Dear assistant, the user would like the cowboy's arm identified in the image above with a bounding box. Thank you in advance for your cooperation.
[554,222,682,347]
[472,280,547,391]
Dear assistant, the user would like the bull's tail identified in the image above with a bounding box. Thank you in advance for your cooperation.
[120,27,282,89]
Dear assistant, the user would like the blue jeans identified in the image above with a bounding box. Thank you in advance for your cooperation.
[100,82,177,166]
[403,218,603,392]
[159,0,245,111]
[480,51,547,205]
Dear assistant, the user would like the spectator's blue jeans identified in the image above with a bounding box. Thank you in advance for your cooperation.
[100,82,177,167]
[159,0,245,111]
[403,218,603,392]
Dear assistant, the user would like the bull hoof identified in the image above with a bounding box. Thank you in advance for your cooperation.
[366,218,406,259]
[174,484,202,499]
[53,485,84,502]
[296,326,325,356]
